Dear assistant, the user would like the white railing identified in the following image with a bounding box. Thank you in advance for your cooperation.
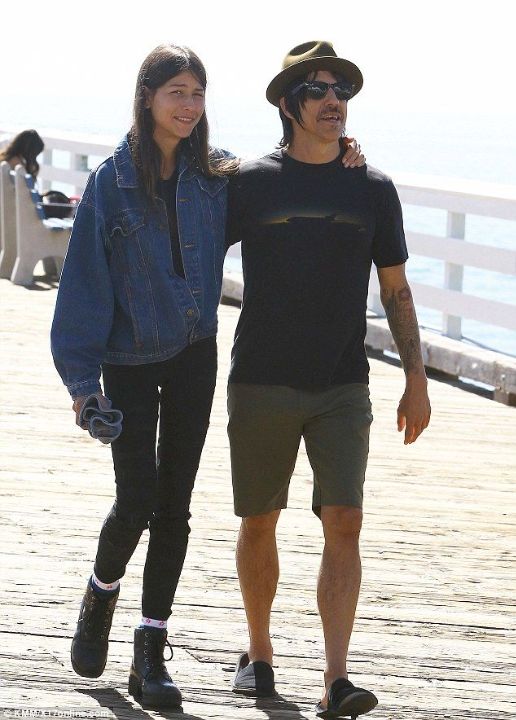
[368,173,516,340]
[39,132,114,196]
[0,128,114,197]
[2,128,516,349]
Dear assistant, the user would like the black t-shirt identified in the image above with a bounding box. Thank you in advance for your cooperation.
[158,170,185,279]
[226,149,408,389]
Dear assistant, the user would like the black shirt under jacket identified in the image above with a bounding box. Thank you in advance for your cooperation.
[158,170,185,279]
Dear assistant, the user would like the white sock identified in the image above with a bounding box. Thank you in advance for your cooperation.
[91,572,120,593]
[140,617,167,630]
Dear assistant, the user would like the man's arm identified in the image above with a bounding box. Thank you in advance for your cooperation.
[378,263,431,444]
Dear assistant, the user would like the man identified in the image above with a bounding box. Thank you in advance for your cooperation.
[226,41,431,718]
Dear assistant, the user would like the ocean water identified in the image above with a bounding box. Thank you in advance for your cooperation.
[2,96,515,356]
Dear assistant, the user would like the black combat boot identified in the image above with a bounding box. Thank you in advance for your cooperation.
[128,627,182,709]
[70,580,119,677]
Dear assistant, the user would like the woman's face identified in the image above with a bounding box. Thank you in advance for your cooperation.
[146,70,205,144]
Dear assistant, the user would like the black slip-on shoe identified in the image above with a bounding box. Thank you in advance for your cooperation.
[315,677,378,719]
[232,651,276,697]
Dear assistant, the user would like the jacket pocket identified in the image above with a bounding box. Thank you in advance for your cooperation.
[199,187,225,232]
[107,208,145,238]
[195,175,228,198]
[106,209,147,271]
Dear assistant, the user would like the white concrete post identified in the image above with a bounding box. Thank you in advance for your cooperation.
[367,288,385,317]
[443,211,465,339]
[41,149,52,193]
[71,153,88,196]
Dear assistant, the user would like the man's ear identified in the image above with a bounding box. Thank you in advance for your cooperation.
[279,96,294,120]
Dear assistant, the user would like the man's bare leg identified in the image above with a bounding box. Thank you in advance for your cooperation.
[236,509,281,664]
[317,505,363,706]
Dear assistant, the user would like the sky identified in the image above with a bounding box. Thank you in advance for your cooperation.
[1,0,516,175]
[3,1,515,112]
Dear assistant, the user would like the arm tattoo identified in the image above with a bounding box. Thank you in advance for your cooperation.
[381,285,424,375]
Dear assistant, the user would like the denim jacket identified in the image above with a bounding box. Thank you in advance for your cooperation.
[51,136,229,399]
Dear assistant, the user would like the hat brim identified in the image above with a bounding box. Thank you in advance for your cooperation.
[266,56,363,107]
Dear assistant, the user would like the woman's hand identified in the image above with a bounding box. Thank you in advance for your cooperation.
[72,393,111,429]
[342,137,366,168]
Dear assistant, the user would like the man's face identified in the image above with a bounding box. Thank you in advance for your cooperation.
[288,69,348,146]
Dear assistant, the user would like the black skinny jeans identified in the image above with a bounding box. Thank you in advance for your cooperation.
[94,337,217,620]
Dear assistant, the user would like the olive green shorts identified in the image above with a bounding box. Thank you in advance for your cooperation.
[227,383,373,517]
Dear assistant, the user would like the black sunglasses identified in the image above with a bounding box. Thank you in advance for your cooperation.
[290,80,355,101]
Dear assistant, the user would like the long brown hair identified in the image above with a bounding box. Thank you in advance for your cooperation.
[0,129,44,178]
[129,44,237,202]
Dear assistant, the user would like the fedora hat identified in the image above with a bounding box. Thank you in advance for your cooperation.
[266,40,363,107]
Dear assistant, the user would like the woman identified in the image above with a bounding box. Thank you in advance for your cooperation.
[0,129,44,178]
[51,43,364,709]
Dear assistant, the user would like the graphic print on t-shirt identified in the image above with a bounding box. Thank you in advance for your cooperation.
[262,206,367,230]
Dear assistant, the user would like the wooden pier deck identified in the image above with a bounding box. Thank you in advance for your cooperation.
[0,276,515,720]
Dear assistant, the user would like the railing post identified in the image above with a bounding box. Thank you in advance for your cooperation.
[443,211,465,339]
[41,148,52,193]
[71,153,88,196]
[367,288,385,317]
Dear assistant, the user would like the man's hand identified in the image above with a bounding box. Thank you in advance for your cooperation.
[397,375,431,444]
[342,136,365,168]
[72,392,111,429]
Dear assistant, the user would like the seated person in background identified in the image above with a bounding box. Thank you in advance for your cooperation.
[0,129,44,178]
[1,129,74,278]
[1,129,75,219]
